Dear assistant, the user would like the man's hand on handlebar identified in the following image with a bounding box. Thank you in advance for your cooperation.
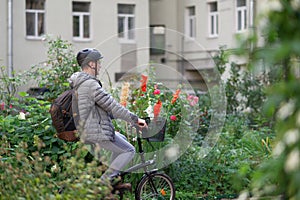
[137,118,148,129]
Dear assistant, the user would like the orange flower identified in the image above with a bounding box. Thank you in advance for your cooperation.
[120,82,130,107]
[153,100,162,118]
[140,75,148,92]
[160,189,166,196]
[171,89,181,104]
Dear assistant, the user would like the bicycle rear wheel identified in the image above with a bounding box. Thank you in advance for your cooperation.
[135,172,175,200]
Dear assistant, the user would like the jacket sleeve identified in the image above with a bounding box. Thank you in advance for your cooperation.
[92,81,138,124]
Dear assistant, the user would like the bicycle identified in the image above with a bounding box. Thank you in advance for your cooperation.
[113,117,176,200]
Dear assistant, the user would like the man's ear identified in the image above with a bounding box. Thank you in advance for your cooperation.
[88,61,95,69]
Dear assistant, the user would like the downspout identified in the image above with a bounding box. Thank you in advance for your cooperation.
[249,0,255,52]
[8,0,13,78]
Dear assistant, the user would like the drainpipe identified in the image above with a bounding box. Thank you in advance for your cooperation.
[8,0,13,78]
[249,0,255,52]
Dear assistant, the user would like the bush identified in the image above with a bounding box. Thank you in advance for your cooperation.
[167,114,273,198]
[0,137,113,199]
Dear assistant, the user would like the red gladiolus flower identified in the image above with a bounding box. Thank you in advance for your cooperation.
[153,89,161,95]
[153,100,162,118]
[170,115,177,121]
[140,75,148,92]
[171,89,181,104]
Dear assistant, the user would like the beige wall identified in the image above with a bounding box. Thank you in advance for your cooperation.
[1,0,266,90]
[1,0,149,91]
[0,0,8,67]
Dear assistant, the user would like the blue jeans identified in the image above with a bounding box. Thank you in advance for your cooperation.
[97,132,135,180]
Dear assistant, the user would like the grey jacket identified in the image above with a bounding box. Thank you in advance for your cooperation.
[69,72,138,142]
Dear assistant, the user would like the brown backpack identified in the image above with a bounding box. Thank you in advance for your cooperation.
[49,80,87,142]
[49,89,78,142]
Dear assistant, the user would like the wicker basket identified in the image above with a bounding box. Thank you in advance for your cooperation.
[57,130,79,142]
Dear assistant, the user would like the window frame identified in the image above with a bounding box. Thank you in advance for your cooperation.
[185,6,196,40]
[118,4,136,43]
[208,2,218,38]
[236,0,247,32]
[72,2,91,41]
[25,1,45,39]
[150,25,166,55]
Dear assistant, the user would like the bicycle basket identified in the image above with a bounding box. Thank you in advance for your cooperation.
[142,117,166,142]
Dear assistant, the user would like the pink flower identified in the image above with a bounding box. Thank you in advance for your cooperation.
[153,89,161,95]
[170,115,177,121]
[187,95,199,106]
[0,102,4,110]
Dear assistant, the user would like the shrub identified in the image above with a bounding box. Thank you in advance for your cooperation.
[0,137,113,199]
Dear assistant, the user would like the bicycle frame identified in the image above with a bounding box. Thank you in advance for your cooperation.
[120,128,157,176]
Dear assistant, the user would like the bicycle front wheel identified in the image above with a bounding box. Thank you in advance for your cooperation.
[135,172,175,200]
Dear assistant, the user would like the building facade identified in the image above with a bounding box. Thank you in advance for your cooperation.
[0,0,265,91]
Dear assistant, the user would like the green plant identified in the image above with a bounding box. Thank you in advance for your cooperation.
[167,116,273,198]
[24,36,80,100]
[0,137,113,199]
[234,1,300,199]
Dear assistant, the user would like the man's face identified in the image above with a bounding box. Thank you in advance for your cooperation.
[96,59,102,75]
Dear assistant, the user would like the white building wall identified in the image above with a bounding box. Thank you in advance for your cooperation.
[0,0,8,66]
[1,0,149,90]
[1,0,266,91]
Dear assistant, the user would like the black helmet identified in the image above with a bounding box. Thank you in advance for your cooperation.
[76,48,103,67]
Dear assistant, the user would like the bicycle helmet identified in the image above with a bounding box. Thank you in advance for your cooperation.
[76,48,103,67]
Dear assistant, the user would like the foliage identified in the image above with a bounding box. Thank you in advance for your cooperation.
[234,1,300,199]
[0,137,113,199]
[167,114,273,198]
[0,31,286,199]
[213,48,267,117]
[24,36,80,100]
[0,66,31,111]
[0,37,114,199]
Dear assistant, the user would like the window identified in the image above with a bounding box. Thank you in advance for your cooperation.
[26,0,45,38]
[73,2,91,40]
[185,6,196,38]
[118,4,135,41]
[236,0,247,32]
[208,2,218,37]
[150,25,165,55]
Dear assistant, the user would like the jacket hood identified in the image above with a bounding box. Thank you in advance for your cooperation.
[68,72,95,88]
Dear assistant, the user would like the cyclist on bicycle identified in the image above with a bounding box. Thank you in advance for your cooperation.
[70,48,147,189]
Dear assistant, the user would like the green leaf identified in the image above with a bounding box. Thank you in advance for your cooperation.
[18,91,28,97]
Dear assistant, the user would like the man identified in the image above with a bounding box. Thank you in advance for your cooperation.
[69,48,147,189]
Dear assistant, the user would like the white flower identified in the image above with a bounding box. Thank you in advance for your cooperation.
[277,100,295,120]
[165,145,179,161]
[51,164,57,172]
[238,191,249,200]
[18,112,26,120]
[260,0,282,14]
[285,149,300,173]
[284,129,299,146]
[145,105,154,118]
[291,0,300,10]
[272,141,285,157]
[296,111,300,127]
